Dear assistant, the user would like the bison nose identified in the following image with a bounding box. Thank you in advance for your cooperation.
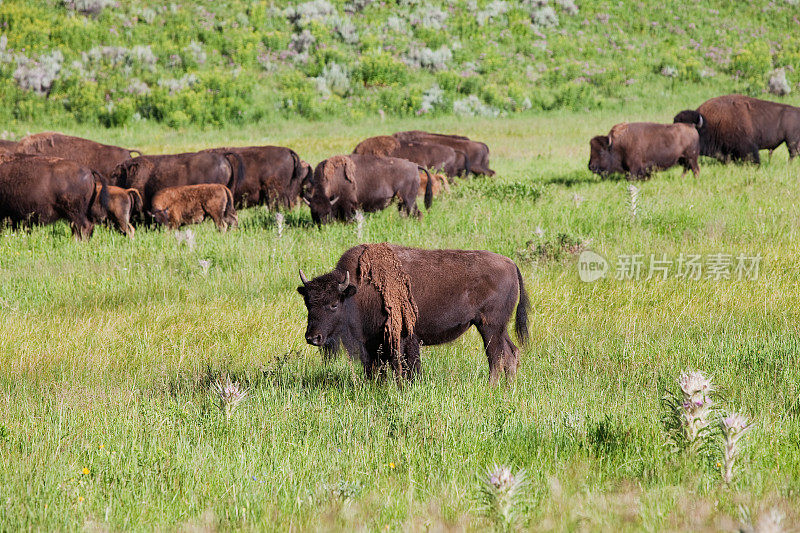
[306,334,324,346]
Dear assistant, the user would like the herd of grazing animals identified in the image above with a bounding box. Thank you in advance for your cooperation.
[1,93,798,382]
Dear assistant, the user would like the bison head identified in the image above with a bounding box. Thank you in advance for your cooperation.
[673,110,705,130]
[588,135,623,176]
[149,207,170,227]
[304,190,339,225]
[297,269,357,347]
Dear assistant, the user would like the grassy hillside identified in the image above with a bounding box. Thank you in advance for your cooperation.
[2,0,800,127]
[1,100,800,529]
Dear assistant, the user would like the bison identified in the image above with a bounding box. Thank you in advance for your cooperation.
[14,132,140,179]
[304,154,432,224]
[90,185,142,238]
[0,154,106,240]
[149,183,238,231]
[393,130,495,176]
[0,140,17,154]
[588,122,700,180]
[418,170,449,197]
[110,151,243,210]
[205,146,311,209]
[297,243,530,384]
[353,135,470,178]
[674,94,800,164]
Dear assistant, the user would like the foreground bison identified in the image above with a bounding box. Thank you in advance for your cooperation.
[0,140,17,154]
[205,146,310,209]
[305,154,432,224]
[90,185,142,238]
[110,151,243,209]
[149,184,238,231]
[673,94,800,164]
[14,132,140,179]
[393,130,495,176]
[353,135,469,178]
[588,122,700,180]
[0,154,105,240]
[297,243,530,384]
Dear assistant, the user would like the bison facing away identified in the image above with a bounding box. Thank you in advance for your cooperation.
[298,244,530,384]
[149,184,238,231]
[588,122,700,180]
[0,154,105,240]
[205,146,311,209]
[111,151,244,210]
[674,94,800,164]
[90,185,142,238]
[305,154,432,224]
[14,132,140,179]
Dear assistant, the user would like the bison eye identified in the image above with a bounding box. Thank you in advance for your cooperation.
[329,303,338,310]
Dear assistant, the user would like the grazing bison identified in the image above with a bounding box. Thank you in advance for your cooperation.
[674,94,800,164]
[205,146,311,209]
[297,243,530,384]
[14,132,140,179]
[110,151,243,209]
[588,122,700,180]
[305,154,432,224]
[149,184,238,231]
[353,135,469,178]
[393,130,495,176]
[90,185,142,238]
[0,154,105,240]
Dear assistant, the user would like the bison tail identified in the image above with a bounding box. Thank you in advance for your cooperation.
[457,149,471,177]
[127,189,143,216]
[224,186,236,218]
[514,265,530,346]
[223,151,245,196]
[290,149,304,184]
[91,170,110,211]
[419,166,433,209]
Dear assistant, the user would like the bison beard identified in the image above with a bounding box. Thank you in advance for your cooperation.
[356,243,419,380]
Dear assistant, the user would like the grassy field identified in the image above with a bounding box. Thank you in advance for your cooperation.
[2,86,800,531]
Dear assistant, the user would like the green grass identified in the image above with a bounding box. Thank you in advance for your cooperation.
[2,96,800,530]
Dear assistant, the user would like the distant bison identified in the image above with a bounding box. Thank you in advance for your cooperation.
[149,184,238,231]
[111,151,243,209]
[14,132,140,179]
[205,146,311,209]
[298,243,530,384]
[305,154,432,224]
[0,154,105,240]
[393,130,495,176]
[588,122,700,180]
[353,135,469,178]
[674,94,800,164]
[90,185,142,238]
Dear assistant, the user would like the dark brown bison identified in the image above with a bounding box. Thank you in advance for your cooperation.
[393,130,494,176]
[674,94,800,164]
[353,135,469,177]
[205,146,311,209]
[305,154,432,224]
[0,140,17,154]
[297,243,530,384]
[149,184,238,231]
[588,122,700,180]
[0,154,106,240]
[14,132,140,179]
[90,185,142,238]
[110,151,243,210]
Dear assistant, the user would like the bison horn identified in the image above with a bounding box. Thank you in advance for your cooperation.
[697,115,704,129]
[338,271,350,293]
[302,196,311,206]
[330,195,340,206]
[299,269,309,285]
[607,136,612,149]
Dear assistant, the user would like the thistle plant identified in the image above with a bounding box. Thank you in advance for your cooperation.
[355,210,364,240]
[663,370,717,454]
[275,212,285,239]
[627,184,639,219]
[198,259,211,276]
[174,229,196,251]
[478,464,527,530]
[720,412,753,483]
[211,374,248,423]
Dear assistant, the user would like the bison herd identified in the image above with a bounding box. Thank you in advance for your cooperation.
[2,92,797,383]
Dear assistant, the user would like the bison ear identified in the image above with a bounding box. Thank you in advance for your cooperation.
[340,283,356,299]
[297,286,307,296]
